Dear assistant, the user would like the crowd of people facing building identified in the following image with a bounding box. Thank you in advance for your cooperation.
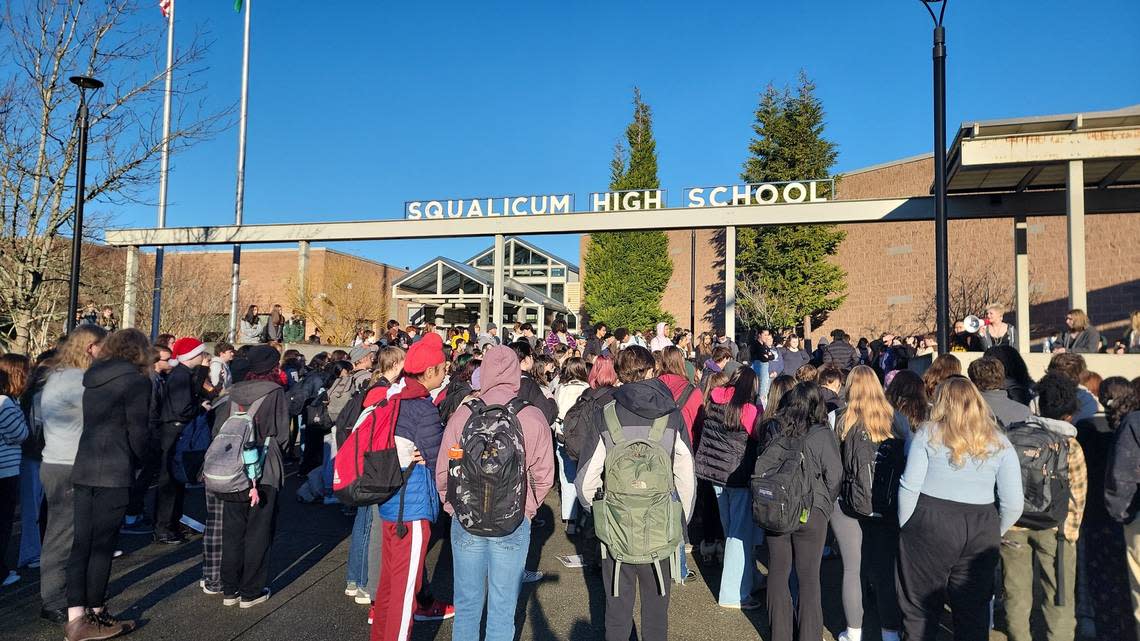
[1,303,1139,641]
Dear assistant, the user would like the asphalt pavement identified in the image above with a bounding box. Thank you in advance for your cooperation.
[2,469,1012,641]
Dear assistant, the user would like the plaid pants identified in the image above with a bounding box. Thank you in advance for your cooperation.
[203,491,224,591]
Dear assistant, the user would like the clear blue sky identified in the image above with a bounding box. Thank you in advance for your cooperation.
[111,0,1140,270]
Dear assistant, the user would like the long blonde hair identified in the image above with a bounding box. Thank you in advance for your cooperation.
[928,377,1002,466]
[839,365,895,442]
[52,325,108,371]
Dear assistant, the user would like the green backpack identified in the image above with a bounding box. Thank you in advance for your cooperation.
[593,401,683,597]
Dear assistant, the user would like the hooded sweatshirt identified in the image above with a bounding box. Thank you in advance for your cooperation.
[1009,415,1087,542]
[657,373,703,442]
[436,345,555,522]
[72,359,151,488]
[649,322,672,353]
[211,380,290,491]
[575,377,697,523]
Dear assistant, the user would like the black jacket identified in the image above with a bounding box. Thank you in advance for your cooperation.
[760,420,842,518]
[1106,411,1140,524]
[160,363,200,425]
[519,374,558,425]
[72,359,151,488]
[212,380,290,491]
[822,339,859,370]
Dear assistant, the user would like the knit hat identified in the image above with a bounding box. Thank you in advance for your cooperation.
[404,332,445,374]
[171,337,205,364]
[247,345,280,376]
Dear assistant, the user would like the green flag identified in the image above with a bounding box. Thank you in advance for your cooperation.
[234,0,243,11]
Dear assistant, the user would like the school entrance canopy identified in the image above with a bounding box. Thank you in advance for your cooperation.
[105,104,1140,351]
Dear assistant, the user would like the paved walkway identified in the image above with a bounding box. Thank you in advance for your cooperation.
[3,472,1010,641]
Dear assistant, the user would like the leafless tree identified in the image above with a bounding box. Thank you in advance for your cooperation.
[736,272,795,333]
[0,0,229,353]
[288,256,389,347]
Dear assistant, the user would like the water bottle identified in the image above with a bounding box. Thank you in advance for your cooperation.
[242,442,263,480]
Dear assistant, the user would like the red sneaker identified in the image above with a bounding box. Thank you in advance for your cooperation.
[367,604,374,625]
[412,601,454,621]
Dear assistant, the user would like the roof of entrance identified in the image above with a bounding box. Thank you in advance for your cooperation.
[393,256,569,313]
[947,104,1140,193]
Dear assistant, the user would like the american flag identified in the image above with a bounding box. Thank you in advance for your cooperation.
[159,0,172,18]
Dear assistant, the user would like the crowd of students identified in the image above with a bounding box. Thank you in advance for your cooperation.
[0,317,1138,641]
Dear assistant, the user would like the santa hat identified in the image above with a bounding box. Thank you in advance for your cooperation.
[404,332,445,374]
[171,337,205,364]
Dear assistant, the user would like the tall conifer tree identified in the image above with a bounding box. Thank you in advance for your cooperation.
[737,72,847,330]
[584,88,674,330]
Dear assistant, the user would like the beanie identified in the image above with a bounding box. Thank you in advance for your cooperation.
[247,345,280,376]
[404,332,445,374]
[171,337,205,364]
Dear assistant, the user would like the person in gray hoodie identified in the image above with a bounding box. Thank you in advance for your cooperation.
[576,345,696,641]
[968,357,1032,429]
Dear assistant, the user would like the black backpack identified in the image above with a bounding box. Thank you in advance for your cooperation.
[447,398,529,537]
[1006,421,1071,530]
[563,387,613,461]
[838,415,905,518]
[751,422,814,534]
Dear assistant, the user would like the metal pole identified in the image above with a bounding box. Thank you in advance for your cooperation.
[66,96,91,334]
[152,0,175,341]
[690,229,696,333]
[933,21,950,352]
[229,0,252,341]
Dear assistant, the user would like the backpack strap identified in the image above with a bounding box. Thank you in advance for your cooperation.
[602,402,625,445]
[648,413,670,444]
[677,384,697,412]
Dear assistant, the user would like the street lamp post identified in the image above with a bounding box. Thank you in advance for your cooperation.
[65,75,104,334]
[921,0,950,352]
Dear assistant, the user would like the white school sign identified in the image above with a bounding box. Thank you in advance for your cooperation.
[404,179,833,220]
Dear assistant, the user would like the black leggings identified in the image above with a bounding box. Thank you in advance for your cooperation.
[766,510,829,641]
[0,476,19,576]
[68,485,129,608]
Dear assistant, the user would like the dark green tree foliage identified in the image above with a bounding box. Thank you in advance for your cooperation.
[738,72,847,330]
[584,88,674,330]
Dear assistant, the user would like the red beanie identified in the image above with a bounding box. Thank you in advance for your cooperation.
[404,332,445,374]
[171,337,205,364]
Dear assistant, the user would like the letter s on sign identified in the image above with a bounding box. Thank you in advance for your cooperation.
[407,202,422,220]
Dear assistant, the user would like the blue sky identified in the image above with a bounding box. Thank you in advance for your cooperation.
[110,0,1140,270]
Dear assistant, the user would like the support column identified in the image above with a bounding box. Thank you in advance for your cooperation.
[122,246,139,329]
[1014,216,1030,353]
[1067,160,1087,311]
[725,226,736,341]
[296,241,310,339]
[492,234,505,329]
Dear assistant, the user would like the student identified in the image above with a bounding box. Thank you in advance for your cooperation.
[372,334,447,641]
[896,377,1024,641]
[436,344,554,641]
[694,367,763,609]
[921,353,962,400]
[885,370,927,431]
[761,382,842,641]
[1055,309,1102,354]
[553,357,589,530]
[968,357,1031,429]
[817,364,845,415]
[66,329,152,641]
[509,340,558,424]
[0,357,30,589]
[1001,373,1087,641]
[576,346,696,641]
[154,337,208,544]
[832,366,909,641]
[562,355,619,464]
[1103,377,1140,640]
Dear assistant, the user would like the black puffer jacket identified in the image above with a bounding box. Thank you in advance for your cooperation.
[822,339,859,370]
[695,399,749,487]
[1106,411,1140,524]
[73,359,151,488]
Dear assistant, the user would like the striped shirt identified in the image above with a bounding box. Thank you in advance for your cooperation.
[0,395,29,478]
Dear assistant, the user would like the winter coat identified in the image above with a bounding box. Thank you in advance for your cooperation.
[211,380,290,490]
[544,330,578,355]
[519,373,558,425]
[0,396,28,479]
[575,378,696,522]
[72,359,151,488]
[1106,411,1140,524]
[822,339,860,370]
[379,377,444,523]
[759,419,842,519]
[981,389,1032,430]
[553,379,589,436]
[160,363,201,425]
[437,345,554,521]
[694,386,760,488]
[657,373,703,443]
[778,347,810,377]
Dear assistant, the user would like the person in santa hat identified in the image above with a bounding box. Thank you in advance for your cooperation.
[154,337,207,544]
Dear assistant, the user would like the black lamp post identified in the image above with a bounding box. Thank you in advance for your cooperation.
[65,75,104,333]
[920,0,950,352]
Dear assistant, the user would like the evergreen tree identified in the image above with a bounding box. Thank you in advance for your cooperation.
[584,88,674,330]
[737,72,847,330]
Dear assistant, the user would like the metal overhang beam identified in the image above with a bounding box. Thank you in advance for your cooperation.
[103,190,1140,248]
[959,128,1140,167]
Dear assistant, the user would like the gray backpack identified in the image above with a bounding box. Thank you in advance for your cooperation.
[203,396,269,497]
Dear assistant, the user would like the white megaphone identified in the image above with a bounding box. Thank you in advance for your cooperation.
[962,315,983,334]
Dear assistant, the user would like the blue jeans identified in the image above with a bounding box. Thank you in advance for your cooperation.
[346,505,372,587]
[555,444,578,523]
[451,517,531,641]
[19,459,43,567]
[714,485,763,605]
[754,361,771,400]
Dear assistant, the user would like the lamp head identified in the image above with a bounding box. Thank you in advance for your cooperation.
[69,76,104,90]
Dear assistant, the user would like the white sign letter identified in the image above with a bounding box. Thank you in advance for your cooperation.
[425,201,444,219]
[407,202,423,220]
[708,186,728,207]
[550,194,572,214]
[592,192,609,212]
[783,182,807,204]
[686,188,705,208]
[755,184,779,204]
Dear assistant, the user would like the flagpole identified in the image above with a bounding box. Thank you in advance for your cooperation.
[229,0,251,342]
[151,0,175,341]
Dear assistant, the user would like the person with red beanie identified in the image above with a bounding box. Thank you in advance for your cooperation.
[153,337,207,544]
[372,332,449,641]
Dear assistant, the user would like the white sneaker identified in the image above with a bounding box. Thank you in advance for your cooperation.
[222,594,240,607]
[199,580,221,595]
[1,571,19,587]
[354,588,371,605]
[521,570,544,583]
[240,588,271,608]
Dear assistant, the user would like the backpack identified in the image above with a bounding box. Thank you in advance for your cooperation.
[173,412,212,484]
[332,396,414,509]
[592,401,682,598]
[694,398,748,485]
[447,398,529,537]
[563,387,612,461]
[202,397,269,498]
[838,415,905,518]
[333,379,385,447]
[751,423,814,534]
[1006,421,1071,530]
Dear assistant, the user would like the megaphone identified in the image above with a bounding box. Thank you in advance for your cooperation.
[962,315,983,334]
